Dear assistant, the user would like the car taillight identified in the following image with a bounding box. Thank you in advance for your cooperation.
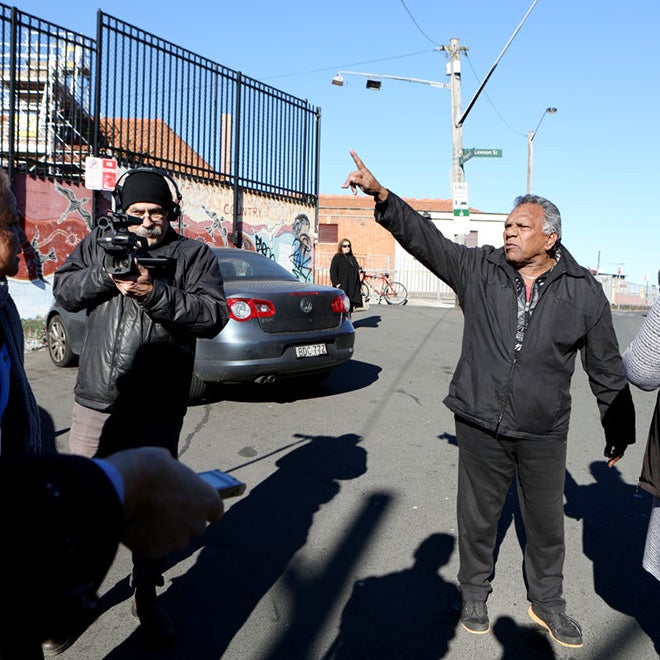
[228,297,276,322]
[331,293,350,314]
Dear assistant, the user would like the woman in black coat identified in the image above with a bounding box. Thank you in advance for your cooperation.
[330,238,363,312]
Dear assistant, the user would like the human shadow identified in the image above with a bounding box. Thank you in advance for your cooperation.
[104,432,368,659]
[351,314,382,329]
[263,491,393,659]
[320,533,461,659]
[564,463,660,653]
[493,615,556,659]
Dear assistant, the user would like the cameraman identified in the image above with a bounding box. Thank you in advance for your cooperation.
[52,169,228,647]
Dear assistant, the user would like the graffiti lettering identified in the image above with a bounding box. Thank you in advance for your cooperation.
[223,204,263,218]
[254,234,276,261]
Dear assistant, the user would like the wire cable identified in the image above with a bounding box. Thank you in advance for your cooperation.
[262,50,432,81]
[399,0,440,46]
[464,52,526,137]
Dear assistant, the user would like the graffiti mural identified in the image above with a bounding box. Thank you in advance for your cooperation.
[11,173,315,318]
[290,214,312,282]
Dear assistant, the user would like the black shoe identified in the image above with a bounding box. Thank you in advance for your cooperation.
[132,587,175,647]
[460,600,490,634]
[528,604,583,648]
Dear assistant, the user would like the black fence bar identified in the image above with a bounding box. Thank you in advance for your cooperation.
[0,3,96,180]
[96,11,318,203]
[0,3,319,205]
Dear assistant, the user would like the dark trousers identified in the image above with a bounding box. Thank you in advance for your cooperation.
[455,416,567,612]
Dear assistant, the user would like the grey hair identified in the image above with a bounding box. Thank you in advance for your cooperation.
[512,194,561,240]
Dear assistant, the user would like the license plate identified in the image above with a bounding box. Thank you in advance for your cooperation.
[295,343,327,358]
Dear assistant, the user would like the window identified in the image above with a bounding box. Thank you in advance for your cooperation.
[318,223,338,243]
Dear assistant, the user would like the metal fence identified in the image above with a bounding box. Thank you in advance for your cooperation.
[97,13,319,203]
[596,274,657,310]
[0,5,96,179]
[0,5,319,204]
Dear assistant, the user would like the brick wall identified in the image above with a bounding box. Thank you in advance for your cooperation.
[315,194,455,284]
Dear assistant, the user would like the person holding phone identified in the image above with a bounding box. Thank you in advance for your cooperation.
[0,447,223,659]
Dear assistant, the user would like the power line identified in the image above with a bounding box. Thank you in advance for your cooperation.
[464,52,526,137]
[399,0,440,46]
[261,50,432,81]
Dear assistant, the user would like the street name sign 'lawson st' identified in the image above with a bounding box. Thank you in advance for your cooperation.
[459,148,503,166]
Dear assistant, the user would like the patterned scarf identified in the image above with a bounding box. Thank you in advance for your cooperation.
[0,278,41,454]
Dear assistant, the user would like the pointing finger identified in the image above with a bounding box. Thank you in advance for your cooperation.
[349,149,366,171]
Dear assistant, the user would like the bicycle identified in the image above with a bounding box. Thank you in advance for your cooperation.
[360,270,408,305]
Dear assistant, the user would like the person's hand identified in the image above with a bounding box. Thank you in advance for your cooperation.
[105,447,224,558]
[110,262,154,299]
[342,150,389,203]
[604,443,626,468]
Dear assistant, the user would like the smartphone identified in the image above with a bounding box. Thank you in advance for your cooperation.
[198,469,246,499]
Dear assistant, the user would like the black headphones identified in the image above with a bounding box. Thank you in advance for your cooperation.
[113,167,183,226]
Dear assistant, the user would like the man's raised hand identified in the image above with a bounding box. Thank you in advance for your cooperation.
[342,150,389,203]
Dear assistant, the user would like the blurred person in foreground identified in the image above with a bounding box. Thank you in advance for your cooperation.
[623,295,660,583]
[342,151,635,649]
[53,169,229,645]
[0,170,41,456]
[0,446,223,659]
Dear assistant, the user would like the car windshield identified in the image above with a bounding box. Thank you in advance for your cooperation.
[213,249,298,282]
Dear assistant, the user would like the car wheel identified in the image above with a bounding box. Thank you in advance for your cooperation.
[188,372,208,401]
[47,315,76,367]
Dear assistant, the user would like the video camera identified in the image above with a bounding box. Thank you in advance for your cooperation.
[97,211,174,276]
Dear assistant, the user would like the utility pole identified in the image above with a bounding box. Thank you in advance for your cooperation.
[437,38,469,238]
[438,38,468,194]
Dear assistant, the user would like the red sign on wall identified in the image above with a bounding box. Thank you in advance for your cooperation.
[85,157,117,191]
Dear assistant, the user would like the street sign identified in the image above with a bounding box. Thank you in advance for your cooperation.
[473,148,502,157]
[84,157,117,191]
[452,181,470,218]
[460,148,502,165]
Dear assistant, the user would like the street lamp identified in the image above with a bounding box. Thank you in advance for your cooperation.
[526,107,557,194]
[331,71,449,90]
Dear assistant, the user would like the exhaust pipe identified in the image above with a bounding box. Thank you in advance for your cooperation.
[254,374,277,384]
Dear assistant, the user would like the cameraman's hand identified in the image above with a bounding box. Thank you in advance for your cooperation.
[111,262,154,299]
[105,447,224,559]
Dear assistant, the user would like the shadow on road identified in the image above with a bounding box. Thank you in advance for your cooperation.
[319,533,461,660]
[564,463,660,654]
[493,615,556,659]
[103,432,377,659]
[190,359,381,406]
[351,314,382,329]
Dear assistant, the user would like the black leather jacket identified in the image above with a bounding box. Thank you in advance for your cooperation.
[53,225,228,412]
[376,192,635,447]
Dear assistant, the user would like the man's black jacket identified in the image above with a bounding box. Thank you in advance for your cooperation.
[376,192,635,447]
[53,225,228,413]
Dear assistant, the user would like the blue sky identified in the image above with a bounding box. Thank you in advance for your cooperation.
[15,0,660,285]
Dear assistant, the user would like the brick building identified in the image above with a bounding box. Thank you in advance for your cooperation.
[315,194,507,302]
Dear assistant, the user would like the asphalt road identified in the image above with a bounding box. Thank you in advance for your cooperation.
[26,304,660,660]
